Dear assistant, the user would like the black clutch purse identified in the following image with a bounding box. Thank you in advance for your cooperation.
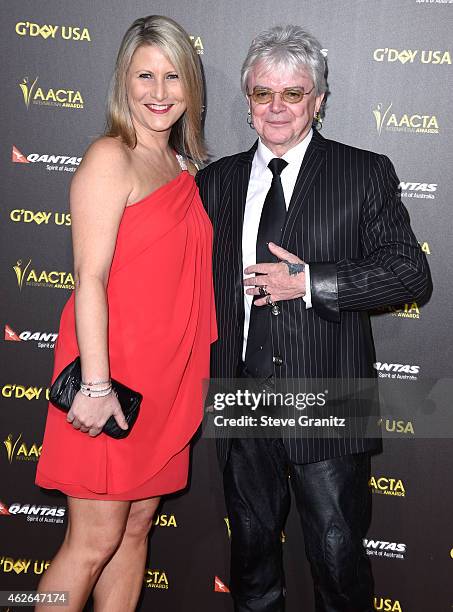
[49,357,142,439]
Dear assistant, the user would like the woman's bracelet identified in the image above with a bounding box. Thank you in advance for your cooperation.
[80,382,111,391]
[80,382,112,398]
[81,378,111,386]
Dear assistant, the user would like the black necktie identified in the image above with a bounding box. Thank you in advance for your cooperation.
[256,158,288,264]
[244,158,288,378]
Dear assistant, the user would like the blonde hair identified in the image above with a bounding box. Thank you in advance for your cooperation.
[106,15,206,162]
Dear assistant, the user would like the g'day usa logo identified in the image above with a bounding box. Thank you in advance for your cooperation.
[0,557,50,575]
[373,48,451,65]
[12,145,81,173]
[5,324,58,349]
[0,500,66,525]
[15,21,91,42]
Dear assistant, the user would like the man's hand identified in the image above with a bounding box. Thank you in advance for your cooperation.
[243,242,306,306]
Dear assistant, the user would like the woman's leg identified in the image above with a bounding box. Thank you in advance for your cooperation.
[36,497,131,611]
[92,496,160,612]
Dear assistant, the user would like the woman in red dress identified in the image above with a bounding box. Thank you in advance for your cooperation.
[35,15,216,611]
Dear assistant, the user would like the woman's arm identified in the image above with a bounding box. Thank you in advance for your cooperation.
[67,137,133,436]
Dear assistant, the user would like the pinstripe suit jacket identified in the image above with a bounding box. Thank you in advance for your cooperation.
[196,129,431,467]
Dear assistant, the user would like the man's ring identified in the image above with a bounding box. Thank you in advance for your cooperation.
[266,295,275,306]
[259,285,269,297]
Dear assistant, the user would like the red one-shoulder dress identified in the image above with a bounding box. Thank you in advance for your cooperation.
[36,163,217,500]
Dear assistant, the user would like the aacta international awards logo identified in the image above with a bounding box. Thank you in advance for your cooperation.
[189,35,204,54]
[13,259,74,291]
[391,302,420,319]
[19,76,38,108]
[369,476,406,497]
[13,259,31,290]
[4,433,22,462]
[19,76,84,109]
[3,433,42,463]
[144,569,169,589]
[373,102,439,135]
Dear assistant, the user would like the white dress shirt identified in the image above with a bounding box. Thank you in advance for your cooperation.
[242,130,313,360]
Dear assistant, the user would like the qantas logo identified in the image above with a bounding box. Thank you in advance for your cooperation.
[214,576,230,593]
[12,145,81,172]
[12,145,29,163]
[5,325,21,342]
[0,501,11,516]
[363,539,406,552]
[399,181,437,192]
[399,181,437,200]
[6,503,66,517]
[363,539,406,560]
[5,325,58,348]
[373,362,419,373]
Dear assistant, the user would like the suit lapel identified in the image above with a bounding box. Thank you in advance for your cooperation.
[282,130,327,246]
[230,142,257,323]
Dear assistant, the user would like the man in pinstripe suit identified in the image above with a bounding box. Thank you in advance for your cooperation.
[196,25,430,612]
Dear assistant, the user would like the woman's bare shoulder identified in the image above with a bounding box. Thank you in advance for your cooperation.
[71,137,133,204]
[78,136,132,171]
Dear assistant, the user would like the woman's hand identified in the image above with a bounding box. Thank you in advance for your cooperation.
[67,391,128,437]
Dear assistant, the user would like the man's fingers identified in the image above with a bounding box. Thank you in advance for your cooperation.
[268,242,299,263]
[243,274,269,286]
[254,297,270,306]
[244,263,277,275]
[89,427,101,437]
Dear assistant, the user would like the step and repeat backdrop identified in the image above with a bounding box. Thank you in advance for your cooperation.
[1,1,452,611]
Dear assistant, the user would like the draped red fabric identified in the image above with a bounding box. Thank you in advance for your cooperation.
[36,171,217,498]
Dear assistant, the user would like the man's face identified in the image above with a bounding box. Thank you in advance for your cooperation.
[247,62,324,156]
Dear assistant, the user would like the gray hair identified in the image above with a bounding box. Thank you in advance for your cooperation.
[241,25,328,99]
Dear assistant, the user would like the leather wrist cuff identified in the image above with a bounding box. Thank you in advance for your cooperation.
[310,262,340,322]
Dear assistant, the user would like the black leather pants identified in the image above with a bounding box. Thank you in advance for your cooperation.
[223,438,374,612]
